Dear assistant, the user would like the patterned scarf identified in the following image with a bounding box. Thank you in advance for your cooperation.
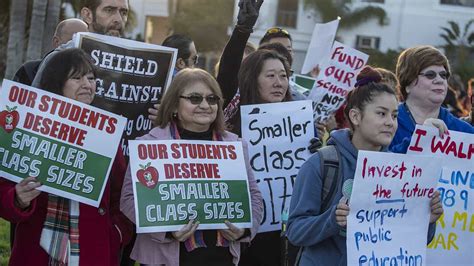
[170,122,230,252]
[40,195,80,266]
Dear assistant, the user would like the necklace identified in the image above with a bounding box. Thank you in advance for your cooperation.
[404,102,419,125]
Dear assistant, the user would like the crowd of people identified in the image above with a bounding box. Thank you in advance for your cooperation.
[0,0,473,265]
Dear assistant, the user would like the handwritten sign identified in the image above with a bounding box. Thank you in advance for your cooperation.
[408,125,474,265]
[347,151,441,266]
[128,139,252,233]
[308,41,368,122]
[0,79,126,206]
[241,101,313,232]
[74,33,177,160]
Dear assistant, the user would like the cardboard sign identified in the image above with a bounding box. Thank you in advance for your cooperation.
[75,33,177,159]
[0,80,126,207]
[407,125,474,265]
[347,151,441,266]
[129,140,252,233]
[308,41,368,122]
[241,101,313,232]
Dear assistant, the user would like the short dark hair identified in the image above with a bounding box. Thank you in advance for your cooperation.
[162,34,193,61]
[259,27,292,46]
[40,48,96,96]
[81,0,102,12]
[344,66,397,130]
[258,42,293,66]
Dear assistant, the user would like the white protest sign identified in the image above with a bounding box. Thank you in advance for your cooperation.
[241,101,313,232]
[309,41,368,122]
[407,125,474,266]
[347,151,441,266]
[301,18,340,75]
[128,140,252,233]
[0,80,126,207]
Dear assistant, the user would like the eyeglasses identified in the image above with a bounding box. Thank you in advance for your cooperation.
[179,94,220,105]
[187,55,199,66]
[419,70,450,80]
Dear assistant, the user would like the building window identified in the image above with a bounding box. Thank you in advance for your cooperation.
[440,0,474,7]
[276,0,298,28]
[356,35,381,50]
[361,0,385,3]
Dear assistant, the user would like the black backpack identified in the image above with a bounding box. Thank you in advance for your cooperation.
[282,145,342,266]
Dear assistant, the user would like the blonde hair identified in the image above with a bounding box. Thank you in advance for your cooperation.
[156,68,226,134]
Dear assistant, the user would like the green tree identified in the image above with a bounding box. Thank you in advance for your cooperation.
[304,0,387,29]
[439,20,474,84]
[170,0,233,52]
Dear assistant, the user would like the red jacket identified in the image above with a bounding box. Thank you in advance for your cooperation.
[0,149,133,266]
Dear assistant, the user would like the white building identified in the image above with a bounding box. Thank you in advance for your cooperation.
[233,0,474,73]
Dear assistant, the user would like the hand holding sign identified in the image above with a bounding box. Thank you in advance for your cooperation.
[172,220,200,242]
[423,118,449,138]
[429,190,443,223]
[15,176,42,209]
[219,220,246,241]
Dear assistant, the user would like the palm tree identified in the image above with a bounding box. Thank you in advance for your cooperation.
[5,0,27,79]
[26,0,48,61]
[440,20,474,48]
[304,0,387,29]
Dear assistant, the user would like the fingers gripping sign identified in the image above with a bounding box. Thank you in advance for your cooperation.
[218,220,245,241]
[429,190,444,223]
[172,220,200,242]
[15,176,42,209]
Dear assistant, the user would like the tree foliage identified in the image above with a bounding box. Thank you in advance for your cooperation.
[303,0,387,28]
[170,0,234,52]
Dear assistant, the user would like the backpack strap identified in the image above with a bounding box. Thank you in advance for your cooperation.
[295,145,341,265]
[319,145,341,213]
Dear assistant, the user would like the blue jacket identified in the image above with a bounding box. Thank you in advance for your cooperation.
[287,129,436,265]
[390,103,474,153]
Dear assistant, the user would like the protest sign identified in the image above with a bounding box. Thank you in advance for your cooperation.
[0,79,126,207]
[289,74,317,96]
[407,125,474,266]
[347,151,441,266]
[308,41,368,122]
[74,32,177,159]
[241,101,313,232]
[301,18,340,75]
[129,139,252,233]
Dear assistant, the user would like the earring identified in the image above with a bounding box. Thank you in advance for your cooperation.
[172,112,178,118]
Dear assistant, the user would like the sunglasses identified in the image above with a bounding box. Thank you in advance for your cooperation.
[419,70,450,80]
[180,94,220,105]
[264,27,290,37]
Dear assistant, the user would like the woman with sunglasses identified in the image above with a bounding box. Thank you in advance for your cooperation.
[390,45,474,153]
[120,68,263,266]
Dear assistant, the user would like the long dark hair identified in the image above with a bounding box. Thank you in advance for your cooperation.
[39,48,96,96]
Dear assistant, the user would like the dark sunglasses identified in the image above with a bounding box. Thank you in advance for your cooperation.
[419,70,450,80]
[179,94,220,105]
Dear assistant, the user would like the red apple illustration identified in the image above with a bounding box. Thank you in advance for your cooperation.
[136,162,159,189]
[0,106,19,133]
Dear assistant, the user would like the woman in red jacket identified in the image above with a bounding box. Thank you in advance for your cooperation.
[0,48,133,266]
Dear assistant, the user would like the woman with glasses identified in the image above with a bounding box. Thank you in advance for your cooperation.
[120,68,263,266]
[389,45,474,153]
